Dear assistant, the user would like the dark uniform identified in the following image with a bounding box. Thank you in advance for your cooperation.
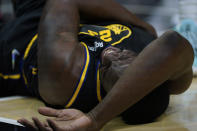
[0,0,45,97]
[0,0,169,124]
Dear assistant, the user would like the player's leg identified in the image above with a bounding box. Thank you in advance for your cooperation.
[174,20,197,76]
[121,30,193,124]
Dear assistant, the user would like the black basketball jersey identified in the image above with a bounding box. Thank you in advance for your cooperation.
[64,23,156,112]
[0,22,155,112]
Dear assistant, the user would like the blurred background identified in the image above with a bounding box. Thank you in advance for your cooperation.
[0,0,196,35]
[117,0,179,35]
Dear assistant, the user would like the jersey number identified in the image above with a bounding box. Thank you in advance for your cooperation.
[87,30,112,42]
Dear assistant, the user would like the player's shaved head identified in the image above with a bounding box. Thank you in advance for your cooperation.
[100,46,137,92]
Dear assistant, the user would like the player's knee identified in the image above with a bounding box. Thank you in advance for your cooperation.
[163,30,192,50]
[163,30,194,73]
[163,30,193,58]
[164,30,181,38]
[163,30,185,47]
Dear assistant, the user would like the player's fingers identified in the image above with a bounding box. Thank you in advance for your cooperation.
[38,107,62,117]
[17,118,38,130]
[43,121,50,128]
[32,117,52,131]
[47,119,61,131]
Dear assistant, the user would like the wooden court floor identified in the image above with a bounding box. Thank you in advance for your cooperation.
[102,78,197,131]
[0,79,197,131]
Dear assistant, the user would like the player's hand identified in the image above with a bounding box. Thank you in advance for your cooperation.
[18,117,52,131]
[18,107,98,131]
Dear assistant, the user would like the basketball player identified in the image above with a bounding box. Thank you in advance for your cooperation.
[0,0,193,130]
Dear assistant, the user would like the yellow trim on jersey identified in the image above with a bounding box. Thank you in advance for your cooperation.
[79,31,98,36]
[79,24,132,46]
[97,68,102,102]
[0,33,37,82]
[32,68,38,75]
[22,71,28,85]
[22,34,38,87]
[24,34,38,60]
[111,26,132,46]
[65,42,90,108]
[0,73,21,80]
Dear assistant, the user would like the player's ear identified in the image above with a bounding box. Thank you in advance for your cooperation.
[102,55,112,68]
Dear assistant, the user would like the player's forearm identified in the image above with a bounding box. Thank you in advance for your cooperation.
[87,32,191,129]
[75,0,156,36]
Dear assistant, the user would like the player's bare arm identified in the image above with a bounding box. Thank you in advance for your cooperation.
[18,0,194,130]
[38,0,157,106]
[88,31,194,129]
